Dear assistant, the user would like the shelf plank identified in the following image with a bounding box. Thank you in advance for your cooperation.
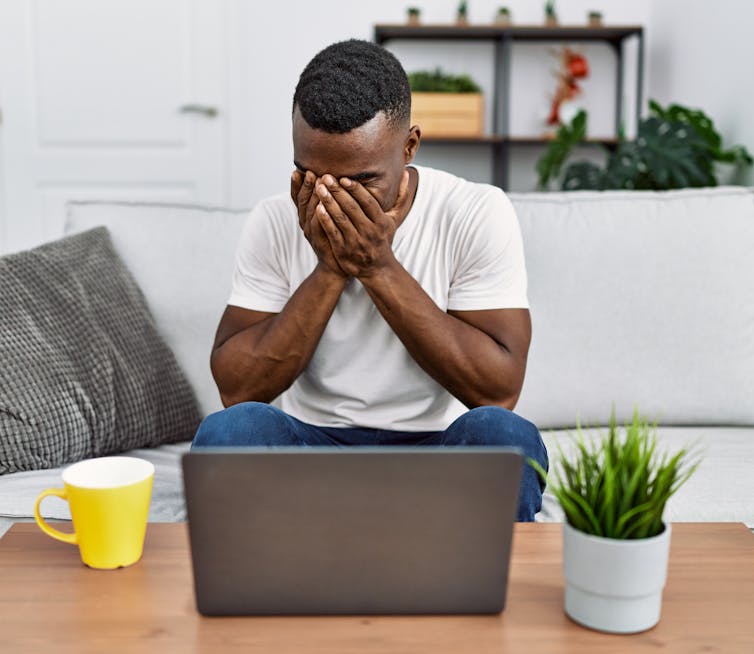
[419,135,506,145]
[419,136,618,146]
[375,24,643,44]
[507,137,619,146]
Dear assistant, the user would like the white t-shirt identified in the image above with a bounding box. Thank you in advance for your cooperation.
[228,165,529,431]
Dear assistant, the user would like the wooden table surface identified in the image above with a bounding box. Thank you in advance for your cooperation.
[1,522,753,653]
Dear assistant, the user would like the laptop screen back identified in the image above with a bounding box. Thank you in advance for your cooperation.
[182,447,522,615]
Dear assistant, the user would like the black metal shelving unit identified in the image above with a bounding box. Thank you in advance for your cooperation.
[374,24,644,189]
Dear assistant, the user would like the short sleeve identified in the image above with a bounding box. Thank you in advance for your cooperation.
[447,187,529,311]
[227,200,292,313]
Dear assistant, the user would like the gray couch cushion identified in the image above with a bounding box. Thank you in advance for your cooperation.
[65,201,249,417]
[510,187,754,429]
[0,227,202,474]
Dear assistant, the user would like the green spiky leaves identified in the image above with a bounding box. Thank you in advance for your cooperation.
[529,408,700,539]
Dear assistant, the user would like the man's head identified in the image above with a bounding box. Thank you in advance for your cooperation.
[293,39,411,134]
[292,39,420,213]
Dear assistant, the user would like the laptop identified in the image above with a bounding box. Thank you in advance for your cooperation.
[182,447,522,616]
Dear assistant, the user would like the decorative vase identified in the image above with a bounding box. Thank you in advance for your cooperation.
[545,15,558,27]
[407,9,421,26]
[563,522,672,634]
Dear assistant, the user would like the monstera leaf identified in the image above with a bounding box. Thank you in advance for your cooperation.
[649,100,721,148]
[649,100,753,166]
[633,116,715,189]
[561,161,604,190]
[602,141,647,189]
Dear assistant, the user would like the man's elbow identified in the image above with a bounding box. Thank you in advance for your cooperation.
[218,390,243,409]
[211,352,251,408]
[217,386,278,409]
[468,393,520,412]
[211,356,286,408]
[465,378,523,412]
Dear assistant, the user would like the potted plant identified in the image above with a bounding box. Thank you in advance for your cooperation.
[408,68,484,137]
[587,10,603,27]
[495,7,511,25]
[529,409,700,633]
[407,7,421,26]
[456,0,469,25]
[545,0,558,26]
[536,101,754,190]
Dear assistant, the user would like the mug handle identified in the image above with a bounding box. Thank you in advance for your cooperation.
[34,488,77,545]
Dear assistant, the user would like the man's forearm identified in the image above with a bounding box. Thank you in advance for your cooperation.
[211,265,347,406]
[359,259,524,409]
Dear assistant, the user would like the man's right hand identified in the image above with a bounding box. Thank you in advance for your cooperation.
[291,170,348,280]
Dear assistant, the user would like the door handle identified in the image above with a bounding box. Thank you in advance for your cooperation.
[178,104,218,118]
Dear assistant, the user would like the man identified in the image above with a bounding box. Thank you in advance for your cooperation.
[193,39,548,521]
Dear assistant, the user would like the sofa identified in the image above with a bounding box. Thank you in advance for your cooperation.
[2,185,753,537]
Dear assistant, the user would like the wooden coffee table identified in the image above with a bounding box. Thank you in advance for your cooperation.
[1,522,752,653]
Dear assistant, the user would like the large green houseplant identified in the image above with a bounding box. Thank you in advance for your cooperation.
[536,101,753,191]
[530,409,700,633]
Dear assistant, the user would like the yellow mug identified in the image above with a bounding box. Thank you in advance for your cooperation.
[34,456,154,569]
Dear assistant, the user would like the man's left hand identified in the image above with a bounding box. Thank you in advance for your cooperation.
[313,170,411,279]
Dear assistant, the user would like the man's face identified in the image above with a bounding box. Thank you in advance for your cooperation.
[292,107,416,212]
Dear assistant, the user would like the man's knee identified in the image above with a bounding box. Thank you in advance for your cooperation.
[444,406,548,522]
[192,401,290,448]
[446,406,541,448]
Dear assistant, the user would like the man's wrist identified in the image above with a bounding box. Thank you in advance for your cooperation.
[312,262,350,290]
[356,253,403,287]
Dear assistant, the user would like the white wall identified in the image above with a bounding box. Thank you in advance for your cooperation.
[647,0,754,185]
[0,0,229,254]
[3,0,749,249]
[231,0,652,207]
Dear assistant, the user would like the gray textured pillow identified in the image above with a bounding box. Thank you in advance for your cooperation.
[0,227,202,474]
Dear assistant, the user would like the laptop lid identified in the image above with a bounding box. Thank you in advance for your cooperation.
[182,447,522,616]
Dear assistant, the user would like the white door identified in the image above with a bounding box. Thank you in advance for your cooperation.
[0,0,228,253]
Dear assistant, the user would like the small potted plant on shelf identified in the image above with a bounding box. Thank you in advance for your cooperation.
[456,0,469,25]
[408,68,483,137]
[588,10,603,27]
[545,0,558,26]
[495,7,512,25]
[407,6,421,26]
[529,408,700,634]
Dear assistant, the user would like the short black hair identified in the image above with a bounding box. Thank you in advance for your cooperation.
[293,39,411,134]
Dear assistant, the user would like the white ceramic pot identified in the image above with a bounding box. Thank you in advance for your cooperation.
[562,522,672,634]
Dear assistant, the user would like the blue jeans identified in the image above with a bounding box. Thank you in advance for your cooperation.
[192,403,548,522]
